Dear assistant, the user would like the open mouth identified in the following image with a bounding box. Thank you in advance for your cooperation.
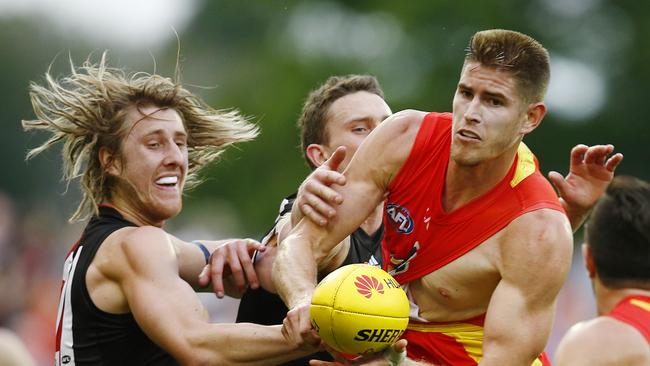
[155,176,179,188]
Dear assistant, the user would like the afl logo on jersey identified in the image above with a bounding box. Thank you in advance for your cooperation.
[386,203,414,234]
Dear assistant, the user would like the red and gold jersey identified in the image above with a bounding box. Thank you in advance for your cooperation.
[607,295,650,343]
[381,112,565,284]
[380,112,562,364]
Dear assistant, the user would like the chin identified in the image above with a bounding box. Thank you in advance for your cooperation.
[450,151,481,167]
[152,200,183,221]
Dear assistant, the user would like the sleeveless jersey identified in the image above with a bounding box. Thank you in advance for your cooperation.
[55,205,178,366]
[236,194,383,366]
[381,112,562,365]
[607,295,650,343]
[382,112,565,284]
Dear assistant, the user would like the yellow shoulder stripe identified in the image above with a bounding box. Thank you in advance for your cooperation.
[510,142,536,188]
[630,299,650,312]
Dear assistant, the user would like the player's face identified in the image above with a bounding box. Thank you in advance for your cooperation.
[111,105,188,225]
[324,91,392,170]
[451,61,531,166]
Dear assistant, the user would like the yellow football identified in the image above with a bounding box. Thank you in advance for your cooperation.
[310,264,409,355]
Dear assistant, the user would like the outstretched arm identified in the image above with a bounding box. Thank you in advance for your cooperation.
[549,144,623,231]
[104,226,317,365]
[273,110,422,310]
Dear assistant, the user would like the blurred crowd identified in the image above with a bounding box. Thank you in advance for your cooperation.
[0,189,596,365]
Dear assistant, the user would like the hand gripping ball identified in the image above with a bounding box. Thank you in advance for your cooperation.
[310,264,409,355]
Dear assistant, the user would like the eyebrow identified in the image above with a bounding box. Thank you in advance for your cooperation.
[458,83,508,100]
[142,129,188,139]
[343,115,390,125]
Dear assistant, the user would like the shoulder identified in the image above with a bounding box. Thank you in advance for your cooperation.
[503,208,572,255]
[374,109,428,139]
[555,317,650,365]
[497,209,573,285]
[97,226,176,278]
[354,110,428,185]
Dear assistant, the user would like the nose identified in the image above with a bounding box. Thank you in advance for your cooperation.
[163,141,185,166]
[463,97,481,124]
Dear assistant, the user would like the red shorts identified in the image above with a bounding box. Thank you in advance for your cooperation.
[404,315,551,366]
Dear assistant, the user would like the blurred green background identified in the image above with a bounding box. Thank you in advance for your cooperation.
[3,0,648,235]
[0,0,648,364]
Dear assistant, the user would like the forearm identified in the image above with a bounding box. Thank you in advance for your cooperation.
[273,229,319,308]
[188,323,312,366]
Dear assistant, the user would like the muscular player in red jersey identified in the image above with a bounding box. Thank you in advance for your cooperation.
[274,29,622,366]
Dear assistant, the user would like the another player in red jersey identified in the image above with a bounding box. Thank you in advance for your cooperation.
[555,176,650,366]
[274,29,622,366]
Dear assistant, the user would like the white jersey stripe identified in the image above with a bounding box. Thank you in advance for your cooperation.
[55,246,83,366]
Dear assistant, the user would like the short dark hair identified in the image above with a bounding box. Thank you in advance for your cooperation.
[465,29,550,103]
[586,176,650,289]
[298,75,384,169]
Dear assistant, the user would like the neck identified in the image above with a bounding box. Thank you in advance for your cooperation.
[593,280,650,316]
[442,147,518,213]
[360,203,384,236]
[105,197,165,227]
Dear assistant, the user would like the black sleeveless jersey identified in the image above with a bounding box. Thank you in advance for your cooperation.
[55,205,178,366]
[236,195,384,365]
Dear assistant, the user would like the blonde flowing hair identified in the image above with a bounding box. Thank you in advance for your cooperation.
[23,52,258,221]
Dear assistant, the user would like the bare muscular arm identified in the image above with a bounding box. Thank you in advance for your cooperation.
[272,110,424,310]
[480,209,573,365]
[99,226,316,365]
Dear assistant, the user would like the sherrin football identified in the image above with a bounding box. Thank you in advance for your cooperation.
[310,264,409,355]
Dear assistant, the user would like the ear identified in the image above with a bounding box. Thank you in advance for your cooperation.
[582,243,597,279]
[305,144,330,168]
[520,102,546,135]
[99,146,120,176]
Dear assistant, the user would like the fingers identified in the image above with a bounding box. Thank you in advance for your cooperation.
[584,144,613,165]
[548,171,568,197]
[569,144,589,169]
[239,240,260,290]
[314,169,346,187]
[393,339,408,353]
[210,249,225,298]
[325,146,347,172]
[226,239,262,293]
[226,243,246,292]
[383,339,408,365]
[605,152,623,172]
[298,169,345,226]
[571,144,623,176]
[303,179,341,213]
[282,303,319,350]
[198,264,210,287]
